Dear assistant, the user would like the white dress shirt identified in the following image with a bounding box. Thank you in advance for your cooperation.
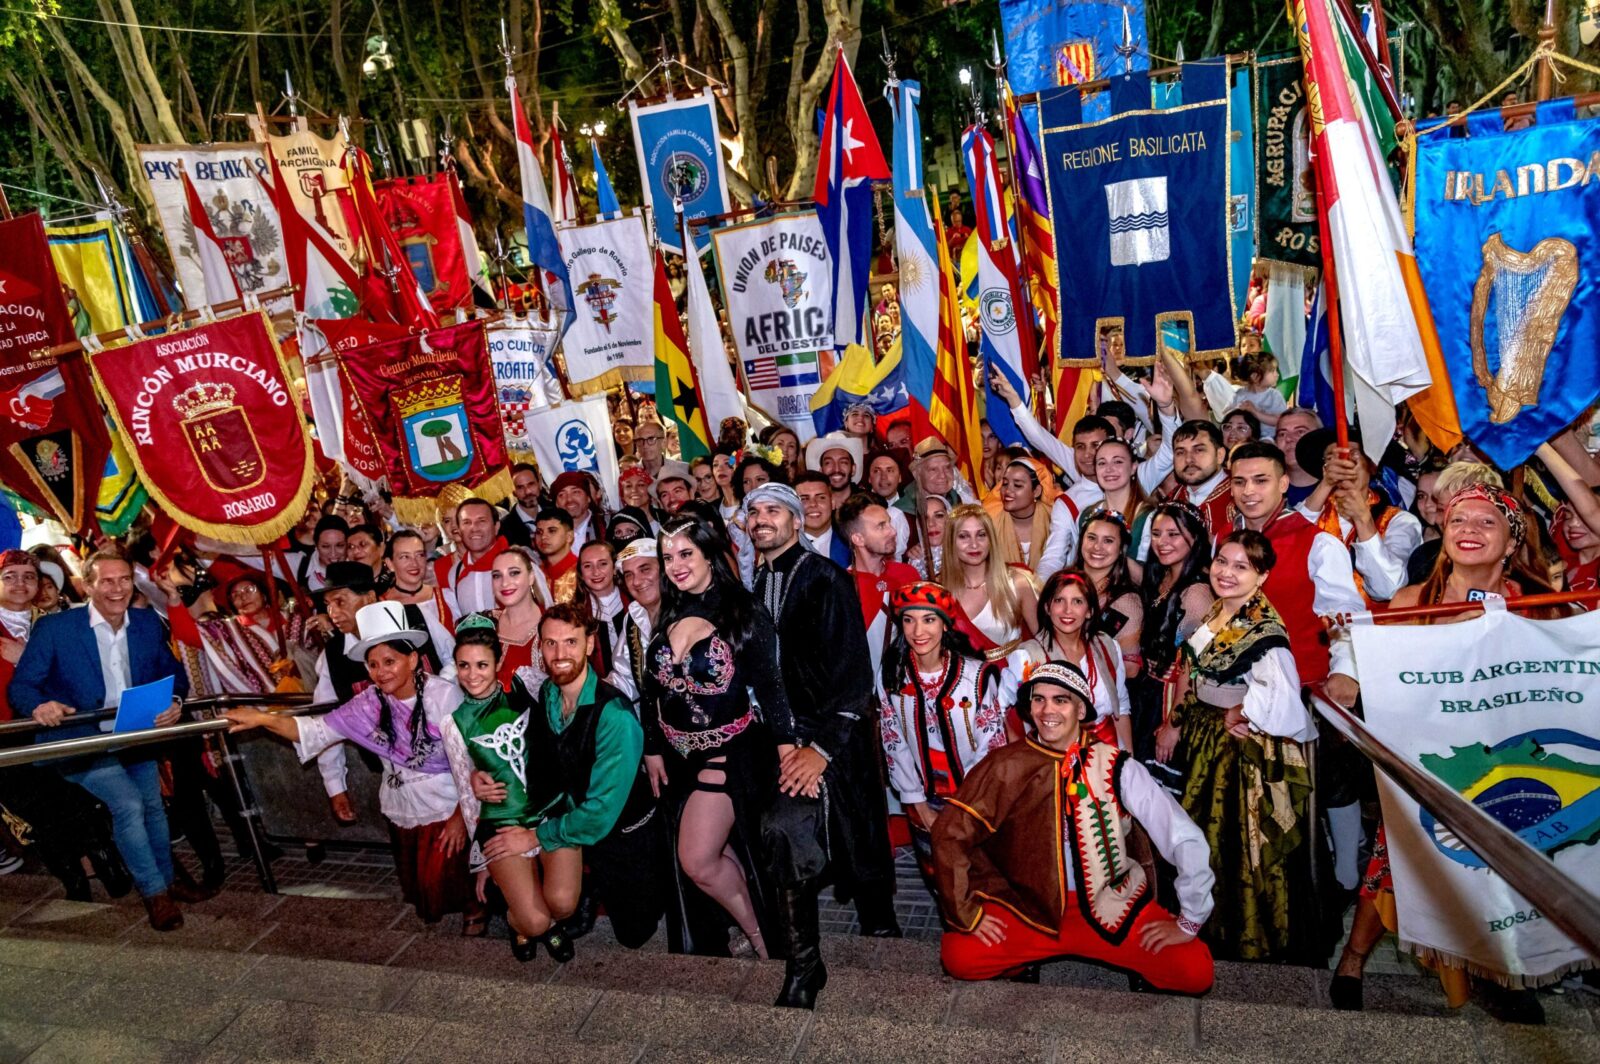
[1294,505,1424,603]
[88,604,132,710]
[1186,626,1318,742]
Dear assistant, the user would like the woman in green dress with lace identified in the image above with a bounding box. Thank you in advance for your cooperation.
[1170,530,1322,963]
[441,614,575,962]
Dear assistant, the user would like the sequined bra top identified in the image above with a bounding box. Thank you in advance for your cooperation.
[647,634,757,758]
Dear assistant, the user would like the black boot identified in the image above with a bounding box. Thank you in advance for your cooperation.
[774,885,827,1010]
[55,862,92,902]
[560,890,597,940]
[86,843,133,899]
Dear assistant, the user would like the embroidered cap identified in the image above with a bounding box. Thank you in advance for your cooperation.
[617,538,659,565]
[1016,661,1097,726]
[889,581,960,623]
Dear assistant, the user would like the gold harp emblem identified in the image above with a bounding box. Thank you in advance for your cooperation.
[1469,234,1578,424]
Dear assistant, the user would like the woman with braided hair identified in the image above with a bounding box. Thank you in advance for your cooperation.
[225,603,481,928]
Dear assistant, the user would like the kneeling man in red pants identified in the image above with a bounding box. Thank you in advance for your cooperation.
[933,662,1215,993]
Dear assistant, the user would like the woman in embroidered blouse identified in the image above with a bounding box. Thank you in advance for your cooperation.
[439,616,573,961]
[940,504,1037,651]
[490,546,547,691]
[1002,570,1132,750]
[224,603,481,928]
[640,515,794,959]
[878,582,1006,887]
[1172,530,1319,963]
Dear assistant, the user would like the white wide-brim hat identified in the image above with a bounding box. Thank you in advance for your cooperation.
[346,601,428,662]
[804,432,864,473]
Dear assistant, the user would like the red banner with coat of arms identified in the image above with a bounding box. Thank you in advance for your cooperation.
[0,212,111,533]
[337,318,511,523]
[86,309,314,543]
[374,173,473,313]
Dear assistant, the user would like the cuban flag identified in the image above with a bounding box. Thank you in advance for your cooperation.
[962,125,1037,447]
[887,79,941,441]
[814,46,888,354]
[509,77,572,339]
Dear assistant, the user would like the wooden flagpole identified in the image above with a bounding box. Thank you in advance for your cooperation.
[30,284,300,362]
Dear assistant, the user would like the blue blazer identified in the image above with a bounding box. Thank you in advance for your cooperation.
[8,606,188,743]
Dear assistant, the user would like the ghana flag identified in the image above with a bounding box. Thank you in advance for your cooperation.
[652,249,711,460]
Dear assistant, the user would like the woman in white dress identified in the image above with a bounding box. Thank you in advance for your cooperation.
[939,504,1036,653]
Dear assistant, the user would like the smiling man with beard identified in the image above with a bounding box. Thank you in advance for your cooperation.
[745,482,900,1009]
[475,603,668,951]
[1169,420,1232,537]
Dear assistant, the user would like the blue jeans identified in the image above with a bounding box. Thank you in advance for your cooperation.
[60,755,173,898]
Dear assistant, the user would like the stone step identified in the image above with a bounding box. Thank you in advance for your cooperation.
[0,874,1595,1063]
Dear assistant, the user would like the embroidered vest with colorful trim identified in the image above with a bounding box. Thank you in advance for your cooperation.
[891,652,1001,798]
[1175,477,1232,539]
[1231,507,1330,685]
[1061,739,1149,942]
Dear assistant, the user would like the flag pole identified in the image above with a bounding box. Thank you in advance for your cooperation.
[31,285,301,362]
[1308,157,1351,453]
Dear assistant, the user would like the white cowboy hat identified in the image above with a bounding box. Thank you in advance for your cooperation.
[346,601,429,662]
[804,432,864,473]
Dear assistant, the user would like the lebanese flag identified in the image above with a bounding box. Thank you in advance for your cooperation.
[265,152,363,322]
[180,169,242,303]
[1293,0,1461,457]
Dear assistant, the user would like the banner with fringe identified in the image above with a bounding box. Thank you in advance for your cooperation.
[87,310,313,544]
[339,318,511,523]
[556,215,655,395]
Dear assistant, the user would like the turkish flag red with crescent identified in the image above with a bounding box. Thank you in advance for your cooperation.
[0,213,110,533]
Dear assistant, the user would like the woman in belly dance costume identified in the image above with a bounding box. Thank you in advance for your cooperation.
[640,514,796,959]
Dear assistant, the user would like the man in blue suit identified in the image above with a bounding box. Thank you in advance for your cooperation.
[9,548,196,930]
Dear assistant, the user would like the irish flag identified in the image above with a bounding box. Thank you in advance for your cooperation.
[1291,0,1460,457]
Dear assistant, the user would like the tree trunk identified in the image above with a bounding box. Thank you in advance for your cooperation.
[41,20,147,202]
[116,0,185,142]
[1203,0,1226,58]
[702,0,759,190]
[4,69,96,200]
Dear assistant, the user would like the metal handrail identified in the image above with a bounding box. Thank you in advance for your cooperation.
[1309,691,1600,960]
[0,696,338,769]
[0,692,318,737]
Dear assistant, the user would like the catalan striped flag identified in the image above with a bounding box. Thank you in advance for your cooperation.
[930,197,982,486]
[652,248,711,461]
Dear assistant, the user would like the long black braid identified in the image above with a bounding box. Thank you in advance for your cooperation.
[371,640,436,768]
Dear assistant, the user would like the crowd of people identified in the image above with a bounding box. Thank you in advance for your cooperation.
[2,336,1597,1020]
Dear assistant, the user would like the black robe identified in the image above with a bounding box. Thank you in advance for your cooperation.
[753,540,895,892]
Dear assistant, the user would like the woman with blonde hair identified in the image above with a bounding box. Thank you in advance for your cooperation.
[940,503,1037,650]
[984,455,1057,571]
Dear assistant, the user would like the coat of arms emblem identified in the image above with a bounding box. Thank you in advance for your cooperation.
[174,382,265,493]
[397,377,473,483]
[577,273,623,332]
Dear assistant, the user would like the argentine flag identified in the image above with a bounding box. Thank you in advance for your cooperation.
[888,80,941,438]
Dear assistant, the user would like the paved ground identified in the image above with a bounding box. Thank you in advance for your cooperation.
[208,835,1422,974]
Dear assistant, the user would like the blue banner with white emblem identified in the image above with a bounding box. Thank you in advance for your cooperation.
[1040,67,1236,365]
[1412,102,1600,469]
[628,89,732,256]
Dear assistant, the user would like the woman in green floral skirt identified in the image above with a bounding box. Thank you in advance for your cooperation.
[1171,530,1322,963]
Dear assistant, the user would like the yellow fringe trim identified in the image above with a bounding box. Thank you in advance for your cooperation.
[392,467,514,528]
[86,309,316,546]
[567,365,651,398]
